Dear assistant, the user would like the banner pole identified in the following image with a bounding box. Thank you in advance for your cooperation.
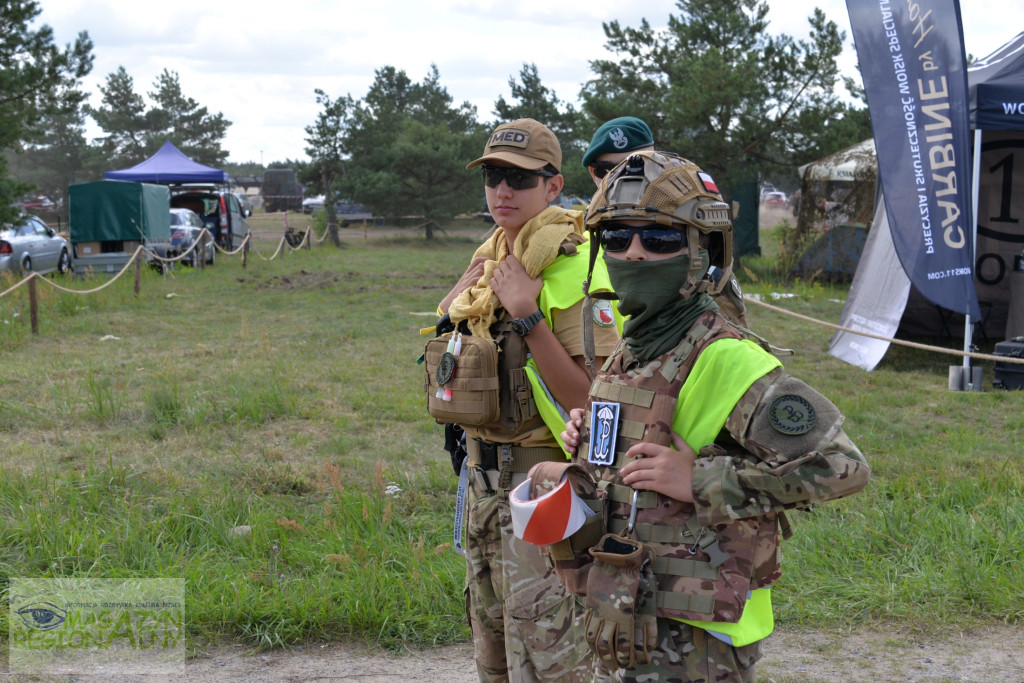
[964,130,983,370]
[956,128,985,390]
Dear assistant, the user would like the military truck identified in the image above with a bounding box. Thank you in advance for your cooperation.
[262,169,303,212]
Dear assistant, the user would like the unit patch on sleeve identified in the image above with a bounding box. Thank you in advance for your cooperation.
[592,299,616,327]
[768,394,816,435]
[588,402,621,466]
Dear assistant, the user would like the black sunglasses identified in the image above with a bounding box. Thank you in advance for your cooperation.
[481,165,556,191]
[589,161,618,179]
[599,223,688,254]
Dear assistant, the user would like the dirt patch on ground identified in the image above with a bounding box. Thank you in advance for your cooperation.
[35,624,1020,682]
[176,626,1022,683]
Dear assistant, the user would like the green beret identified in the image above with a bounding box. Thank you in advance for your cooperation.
[582,117,654,167]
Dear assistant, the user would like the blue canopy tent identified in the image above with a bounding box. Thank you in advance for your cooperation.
[105,141,229,184]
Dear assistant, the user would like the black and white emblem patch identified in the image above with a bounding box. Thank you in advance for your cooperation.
[436,352,456,386]
[768,394,816,435]
[588,402,621,466]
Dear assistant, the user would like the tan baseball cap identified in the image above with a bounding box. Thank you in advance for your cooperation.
[466,118,562,172]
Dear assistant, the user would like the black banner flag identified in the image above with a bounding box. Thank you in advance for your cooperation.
[846,0,980,319]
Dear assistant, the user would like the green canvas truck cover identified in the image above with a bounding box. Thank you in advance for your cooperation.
[68,180,170,242]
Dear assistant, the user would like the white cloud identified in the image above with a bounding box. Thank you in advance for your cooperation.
[35,0,1023,165]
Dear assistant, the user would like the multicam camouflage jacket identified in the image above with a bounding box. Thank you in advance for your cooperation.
[577,311,870,623]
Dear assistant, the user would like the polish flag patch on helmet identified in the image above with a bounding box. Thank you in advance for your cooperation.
[698,171,719,194]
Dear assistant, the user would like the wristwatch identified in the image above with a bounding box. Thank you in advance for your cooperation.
[511,310,545,337]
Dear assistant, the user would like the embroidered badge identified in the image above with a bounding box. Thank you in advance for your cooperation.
[588,402,621,466]
[592,300,615,327]
[610,127,628,149]
[436,352,457,386]
[768,394,816,435]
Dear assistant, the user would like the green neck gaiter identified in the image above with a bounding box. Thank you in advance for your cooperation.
[603,249,718,363]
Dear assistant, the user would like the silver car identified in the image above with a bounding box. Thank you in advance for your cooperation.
[0,213,71,276]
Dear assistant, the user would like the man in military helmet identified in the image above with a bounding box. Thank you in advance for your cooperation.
[436,118,621,681]
[582,118,750,328]
[559,151,870,682]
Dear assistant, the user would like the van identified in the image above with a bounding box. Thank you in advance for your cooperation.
[170,187,250,249]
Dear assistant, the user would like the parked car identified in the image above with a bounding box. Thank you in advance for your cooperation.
[0,213,71,276]
[763,191,788,208]
[334,201,384,227]
[170,187,250,250]
[233,192,253,217]
[302,195,325,214]
[169,208,215,266]
[19,196,55,211]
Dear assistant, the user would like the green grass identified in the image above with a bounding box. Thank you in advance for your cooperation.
[0,220,1021,655]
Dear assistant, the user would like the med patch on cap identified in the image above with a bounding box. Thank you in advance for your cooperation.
[466,118,562,171]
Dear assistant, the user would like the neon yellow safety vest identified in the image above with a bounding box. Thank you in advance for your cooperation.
[525,240,623,451]
[673,337,781,647]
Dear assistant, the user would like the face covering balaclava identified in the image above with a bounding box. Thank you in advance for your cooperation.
[603,248,718,363]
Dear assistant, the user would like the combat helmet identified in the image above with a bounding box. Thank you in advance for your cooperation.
[584,151,733,300]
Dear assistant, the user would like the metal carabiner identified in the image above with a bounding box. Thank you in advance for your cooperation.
[625,488,640,536]
[688,526,706,555]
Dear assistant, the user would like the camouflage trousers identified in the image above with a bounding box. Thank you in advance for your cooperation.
[592,617,762,683]
[464,478,595,682]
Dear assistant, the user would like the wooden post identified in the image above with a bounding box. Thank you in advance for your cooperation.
[243,237,249,268]
[134,251,142,296]
[199,234,206,270]
[28,275,39,335]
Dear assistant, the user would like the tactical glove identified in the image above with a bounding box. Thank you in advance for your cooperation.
[583,533,659,670]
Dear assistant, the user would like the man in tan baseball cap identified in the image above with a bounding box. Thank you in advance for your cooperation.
[466,118,562,171]
[435,118,620,680]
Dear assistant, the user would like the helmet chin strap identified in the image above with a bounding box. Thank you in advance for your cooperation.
[677,225,707,301]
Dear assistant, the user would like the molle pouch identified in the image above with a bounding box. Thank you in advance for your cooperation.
[424,332,500,426]
[518,462,606,596]
[583,533,659,670]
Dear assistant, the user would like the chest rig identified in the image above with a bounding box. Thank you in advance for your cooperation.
[578,311,783,623]
[477,311,547,439]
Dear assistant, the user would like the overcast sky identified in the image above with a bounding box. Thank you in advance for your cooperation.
[37,1,1024,166]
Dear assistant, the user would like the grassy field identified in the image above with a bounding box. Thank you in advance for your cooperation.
[0,216,1021,655]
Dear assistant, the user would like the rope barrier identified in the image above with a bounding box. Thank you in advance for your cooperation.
[1,246,147,296]
[745,295,1024,366]
[6,225,1022,371]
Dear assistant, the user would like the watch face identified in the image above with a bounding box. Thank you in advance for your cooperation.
[512,320,527,336]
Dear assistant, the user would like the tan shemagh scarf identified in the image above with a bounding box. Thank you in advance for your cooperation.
[449,206,585,338]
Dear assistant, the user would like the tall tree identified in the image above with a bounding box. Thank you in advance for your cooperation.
[494,64,590,197]
[9,104,101,215]
[87,66,149,168]
[88,67,231,168]
[148,69,230,166]
[343,65,483,237]
[303,88,352,246]
[0,0,93,222]
[581,0,870,197]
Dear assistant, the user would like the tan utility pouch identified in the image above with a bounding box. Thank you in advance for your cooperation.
[528,462,606,596]
[424,332,501,426]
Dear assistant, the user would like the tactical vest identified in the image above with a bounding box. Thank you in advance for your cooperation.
[578,311,783,623]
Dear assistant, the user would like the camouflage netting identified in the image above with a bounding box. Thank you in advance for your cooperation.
[795,140,877,237]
